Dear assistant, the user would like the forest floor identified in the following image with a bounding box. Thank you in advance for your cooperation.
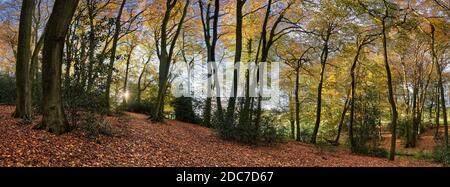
[0,105,442,167]
[381,124,446,157]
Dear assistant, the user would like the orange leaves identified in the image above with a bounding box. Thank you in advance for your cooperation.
[0,105,440,167]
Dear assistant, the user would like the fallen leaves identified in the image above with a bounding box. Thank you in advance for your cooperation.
[0,105,442,167]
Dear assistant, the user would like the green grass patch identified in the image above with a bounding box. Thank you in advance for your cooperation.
[396,151,434,161]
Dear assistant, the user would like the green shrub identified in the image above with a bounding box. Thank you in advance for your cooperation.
[62,81,107,128]
[80,113,98,139]
[214,110,286,145]
[234,119,258,144]
[351,87,384,157]
[127,100,155,115]
[63,82,107,114]
[31,73,42,110]
[80,112,113,139]
[258,115,288,144]
[398,118,411,139]
[0,74,15,104]
[52,79,113,136]
[408,151,434,161]
[433,144,450,166]
[172,96,199,124]
[353,146,388,158]
[213,110,235,139]
[298,126,313,143]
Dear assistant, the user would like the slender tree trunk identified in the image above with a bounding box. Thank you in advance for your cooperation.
[199,0,212,126]
[435,86,441,138]
[289,90,295,139]
[254,0,288,131]
[13,0,35,120]
[36,0,79,134]
[28,34,44,111]
[311,30,331,144]
[200,0,222,126]
[86,2,96,91]
[123,45,135,107]
[414,58,434,143]
[226,0,245,124]
[136,59,148,105]
[335,90,350,145]
[295,68,301,142]
[349,45,363,151]
[137,81,142,104]
[430,94,434,126]
[431,26,448,149]
[409,81,419,147]
[203,98,212,126]
[212,0,223,122]
[311,62,326,144]
[153,0,190,122]
[239,39,253,129]
[382,19,398,161]
[64,32,73,82]
[200,0,212,126]
[78,28,88,87]
[29,0,43,109]
[105,0,126,114]
[213,64,223,121]
[72,27,82,86]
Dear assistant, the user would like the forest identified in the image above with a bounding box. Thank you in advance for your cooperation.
[0,0,449,167]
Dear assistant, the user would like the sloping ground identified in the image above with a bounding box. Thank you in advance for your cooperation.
[381,125,446,155]
[0,105,441,167]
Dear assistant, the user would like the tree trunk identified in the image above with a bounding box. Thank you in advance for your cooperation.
[200,0,222,126]
[86,1,96,91]
[435,85,441,138]
[349,45,362,151]
[225,0,245,124]
[123,44,135,107]
[36,0,79,134]
[136,56,151,104]
[137,79,142,104]
[29,0,43,110]
[238,39,253,129]
[64,31,73,83]
[153,0,190,122]
[382,19,398,161]
[311,63,326,144]
[295,68,301,142]
[311,30,331,144]
[289,89,295,139]
[105,0,126,114]
[335,90,350,145]
[409,80,419,148]
[154,53,169,121]
[211,0,223,122]
[429,94,434,126]
[28,31,44,112]
[431,26,448,149]
[253,0,289,131]
[203,98,212,126]
[200,0,213,126]
[13,0,35,120]
[77,28,88,87]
